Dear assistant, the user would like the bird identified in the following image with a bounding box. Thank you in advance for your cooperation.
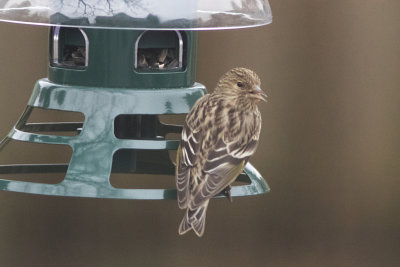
[175,67,267,237]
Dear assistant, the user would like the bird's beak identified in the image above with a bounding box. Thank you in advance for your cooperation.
[250,86,268,102]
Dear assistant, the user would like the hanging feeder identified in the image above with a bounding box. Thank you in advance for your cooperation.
[0,0,272,199]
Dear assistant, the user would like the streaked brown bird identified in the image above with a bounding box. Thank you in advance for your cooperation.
[176,67,267,237]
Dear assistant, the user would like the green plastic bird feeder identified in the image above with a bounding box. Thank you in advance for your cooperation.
[0,0,272,199]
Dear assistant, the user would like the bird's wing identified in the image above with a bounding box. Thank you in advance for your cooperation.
[190,130,260,209]
[176,144,188,209]
[176,124,201,209]
[176,96,210,209]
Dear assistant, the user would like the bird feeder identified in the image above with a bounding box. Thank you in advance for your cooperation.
[0,0,272,199]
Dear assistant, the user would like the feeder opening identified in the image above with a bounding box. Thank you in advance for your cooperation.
[135,30,185,71]
[114,115,160,139]
[51,27,89,68]
[114,114,183,141]
[111,149,175,176]
[158,114,186,164]
[110,173,175,189]
[0,141,72,184]
[16,107,85,137]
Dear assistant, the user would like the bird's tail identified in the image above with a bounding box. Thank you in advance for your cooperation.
[178,200,209,237]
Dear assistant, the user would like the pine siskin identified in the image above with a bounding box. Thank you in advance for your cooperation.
[176,67,267,237]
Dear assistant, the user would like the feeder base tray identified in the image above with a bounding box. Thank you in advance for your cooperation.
[0,79,270,199]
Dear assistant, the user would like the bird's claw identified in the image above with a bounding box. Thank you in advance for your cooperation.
[222,186,233,203]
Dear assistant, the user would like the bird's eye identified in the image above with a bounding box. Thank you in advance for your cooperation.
[237,82,243,87]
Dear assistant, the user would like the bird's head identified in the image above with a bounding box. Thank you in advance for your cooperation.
[215,67,267,103]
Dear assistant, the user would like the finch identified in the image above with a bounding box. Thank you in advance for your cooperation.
[176,67,267,237]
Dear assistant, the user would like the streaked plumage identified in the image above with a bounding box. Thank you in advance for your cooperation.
[176,67,267,237]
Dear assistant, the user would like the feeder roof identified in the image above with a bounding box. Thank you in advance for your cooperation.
[0,0,272,30]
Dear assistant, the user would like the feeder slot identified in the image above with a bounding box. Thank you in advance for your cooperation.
[114,115,159,139]
[14,107,85,137]
[0,140,72,184]
[114,114,182,140]
[135,30,184,71]
[110,172,175,189]
[111,148,175,176]
[52,27,89,68]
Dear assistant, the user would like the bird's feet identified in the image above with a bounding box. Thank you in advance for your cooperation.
[221,185,233,203]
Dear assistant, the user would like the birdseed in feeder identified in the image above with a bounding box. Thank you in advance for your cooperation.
[137,48,179,70]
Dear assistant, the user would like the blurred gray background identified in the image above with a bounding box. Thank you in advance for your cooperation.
[0,0,399,266]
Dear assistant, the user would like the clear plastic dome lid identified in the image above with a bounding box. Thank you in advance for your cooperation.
[0,0,272,30]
